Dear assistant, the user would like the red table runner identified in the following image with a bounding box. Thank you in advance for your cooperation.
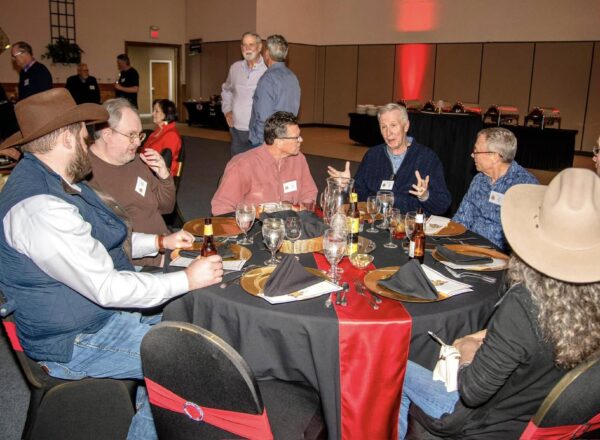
[313,253,412,440]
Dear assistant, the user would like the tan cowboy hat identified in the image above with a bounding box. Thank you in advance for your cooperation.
[0,88,108,150]
[501,168,600,283]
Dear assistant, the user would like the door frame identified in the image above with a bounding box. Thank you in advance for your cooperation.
[149,59,173,105]
[124,41,181,117]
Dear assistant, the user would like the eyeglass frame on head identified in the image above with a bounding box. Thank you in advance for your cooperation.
[111,128,146,144]
[278,135,303,142]
[472,148,501,157]
[11,51,25,59]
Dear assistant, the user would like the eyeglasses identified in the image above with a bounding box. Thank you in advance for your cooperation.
[472,150,497,156]
[278,136,302,142]
[593,146,600,156]
[112,128,146,144]
[11,51,25,59]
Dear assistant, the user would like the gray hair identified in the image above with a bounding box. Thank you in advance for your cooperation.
[266,35,288,62]
[94,98,137,139]
[13,41,33,56]
[478,127,517,162]
[377,103,409,122]
[241,32,262,45]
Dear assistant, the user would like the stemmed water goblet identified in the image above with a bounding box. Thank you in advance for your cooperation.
[384,208,401,249]
[284,216,302,258]
[376,190,394,229]
[366,195,380,233]
[322,229,347,284]
[235,202,256,245]
[262,218,285,265]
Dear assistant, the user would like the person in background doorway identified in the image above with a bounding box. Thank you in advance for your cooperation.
[115,53,139,108]
[66,63,101,104]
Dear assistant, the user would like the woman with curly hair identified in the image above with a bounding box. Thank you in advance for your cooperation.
[142,99,182,177]
[398,168,600,439]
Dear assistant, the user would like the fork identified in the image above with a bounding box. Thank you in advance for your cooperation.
[444,266,496,284]
[354,281,378,310]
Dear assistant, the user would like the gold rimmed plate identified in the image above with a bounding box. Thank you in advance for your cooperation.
[363,266,449,303]
[432,244,508,271]
[183,217,242,237]
[426,220,467,237]
[171,243,252,262]
[240,266,329,296]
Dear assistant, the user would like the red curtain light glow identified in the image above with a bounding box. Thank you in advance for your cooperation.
[395,0,438,32]
[395,44,432,101]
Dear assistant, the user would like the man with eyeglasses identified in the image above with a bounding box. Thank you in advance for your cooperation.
[221,32,267,156]
[66,63,101,105]
[10,41,52,101]
[452,127,538,250]
[211,111,317,215]
[89,98,176,267]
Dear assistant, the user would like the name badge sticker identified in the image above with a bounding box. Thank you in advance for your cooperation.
[24,79,30,86]
[89,85,96,90]
[380,180,394,190]
[283,180,298,193]
[489,191,504,206]
[135,177,148,197]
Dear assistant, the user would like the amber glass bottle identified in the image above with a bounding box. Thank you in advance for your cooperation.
[409,208,426,264]
[200,218,218,257]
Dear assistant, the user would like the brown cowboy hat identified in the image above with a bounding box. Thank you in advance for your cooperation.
[501,168,600,283]
[0,88,108,150]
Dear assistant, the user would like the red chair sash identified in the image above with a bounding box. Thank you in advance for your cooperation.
[145,377,273,440]
[2,321,23,352]
[520,413,600,439]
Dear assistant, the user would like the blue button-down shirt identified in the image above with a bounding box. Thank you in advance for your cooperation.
[248,62,301,146]
[452,161,538,250]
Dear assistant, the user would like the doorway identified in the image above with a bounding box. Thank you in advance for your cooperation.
[125,42,180,117]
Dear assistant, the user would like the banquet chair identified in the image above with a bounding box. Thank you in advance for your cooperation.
[163,138,186,229]
[520,349,600,439]
[0,292,137,440]
[141,321,327,440]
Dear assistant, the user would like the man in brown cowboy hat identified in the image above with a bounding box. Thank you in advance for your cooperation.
[0,88,223,438]
[398,168,600,439]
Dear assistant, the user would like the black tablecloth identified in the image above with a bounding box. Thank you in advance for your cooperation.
[163,220,502,439]
[183,101,228,130]
[349,112,483,215]
[484,124,577,171]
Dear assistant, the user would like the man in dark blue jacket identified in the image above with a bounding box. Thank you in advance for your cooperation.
[10,41,52,101]
[328,103,451,215]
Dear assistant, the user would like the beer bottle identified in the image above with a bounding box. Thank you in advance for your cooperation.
[347,192,360,255]
[200,218,218,257]
[409,208,426,264]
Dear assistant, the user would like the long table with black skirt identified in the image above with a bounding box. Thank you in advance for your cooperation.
[162,221,502,439]
[349,111,483,215]
[183,101,228,130]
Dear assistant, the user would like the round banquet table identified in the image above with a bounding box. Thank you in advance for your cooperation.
[162,220,504,439]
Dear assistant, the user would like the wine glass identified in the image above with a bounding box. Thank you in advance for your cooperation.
[262,218,285,265]
[322,229,347,284]
[365,195,380,233]
[376,190,395,229]
[384,208,401,249]
[284,216,302,257]
[235,202,256,245]
[404,211,417,253]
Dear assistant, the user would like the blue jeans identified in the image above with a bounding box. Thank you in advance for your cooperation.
[398,361,460,439]
[40,312,161,440]
[230,127,251,156]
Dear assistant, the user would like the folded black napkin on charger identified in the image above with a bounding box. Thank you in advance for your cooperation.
[378,259,438,300]
[263,254,323,297]
[259,210,297,221]
[435,245,493,265]
[260,210,327,239]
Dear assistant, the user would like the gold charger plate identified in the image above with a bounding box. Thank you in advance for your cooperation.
[363,266,449,303]
[240,266,328,296]
[426,220,467,237]
[183,217,242,237]
[432,244,508,271]
[171,243,252,261]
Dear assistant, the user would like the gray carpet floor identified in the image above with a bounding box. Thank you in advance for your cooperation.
[0,137,358,439]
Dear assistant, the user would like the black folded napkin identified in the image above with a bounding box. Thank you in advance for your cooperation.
[260,210,327,239]
[378,259,438,300]
[435,246,493,265]
[259,210,297,221]
[178,244,234,260]
[263,254,323,297]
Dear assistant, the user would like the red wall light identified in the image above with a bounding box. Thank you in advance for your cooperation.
[150,26,159,39]
[395,0,438,32]
[395,44,433,101]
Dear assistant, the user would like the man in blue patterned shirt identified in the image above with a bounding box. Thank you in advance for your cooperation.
[453,127,538,250]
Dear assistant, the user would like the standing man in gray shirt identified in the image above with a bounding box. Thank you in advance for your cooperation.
[221,32,267,156]
[248,34,300,148]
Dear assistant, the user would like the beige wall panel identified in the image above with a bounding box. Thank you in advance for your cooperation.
[288,44,319,124]
[479,43,534,117]
[186,0,256,42]
[199,42,229,99]
[582,43,600,152]
[530,42,594,149]
[323,46,358,125]
[185,49,202,100]
[434,44,482,104]
[393,44,436,103]
[356,45,395,106]
[314,47,327,123]
[226,41,243,70]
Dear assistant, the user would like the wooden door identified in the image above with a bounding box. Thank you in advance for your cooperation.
[151,62,170,102]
